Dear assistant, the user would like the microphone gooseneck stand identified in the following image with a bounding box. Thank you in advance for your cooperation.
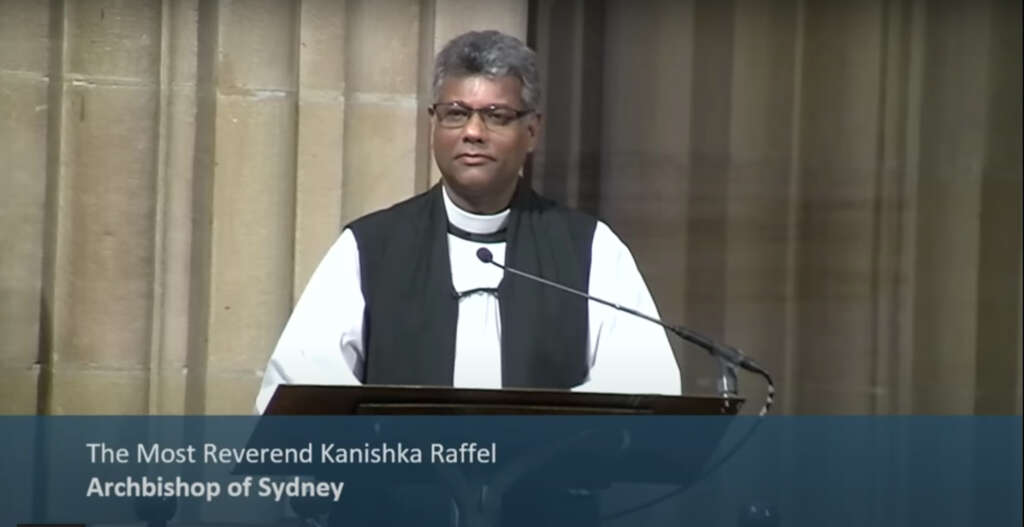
[475,248,775,416]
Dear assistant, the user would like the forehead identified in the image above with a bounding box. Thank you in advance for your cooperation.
[436,75,524,106]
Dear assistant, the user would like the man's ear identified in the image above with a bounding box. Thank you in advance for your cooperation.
[526,113,543,153]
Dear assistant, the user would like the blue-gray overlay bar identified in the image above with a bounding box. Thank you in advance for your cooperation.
[1,416,1020,526]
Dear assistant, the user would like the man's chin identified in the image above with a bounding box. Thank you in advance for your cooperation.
[442,171,519,210]
[445,171,502,195]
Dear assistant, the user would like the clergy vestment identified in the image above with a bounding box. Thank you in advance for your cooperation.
[256,183,680,413]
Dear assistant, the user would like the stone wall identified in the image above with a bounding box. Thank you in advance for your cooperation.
[0,0,528,414]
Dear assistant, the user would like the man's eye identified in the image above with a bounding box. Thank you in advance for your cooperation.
[486,110,516,123]
[444,108,470,119]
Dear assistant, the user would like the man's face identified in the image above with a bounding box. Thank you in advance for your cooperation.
[432,75,540,209]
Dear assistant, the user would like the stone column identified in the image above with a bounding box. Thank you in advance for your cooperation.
[0,0,51,414]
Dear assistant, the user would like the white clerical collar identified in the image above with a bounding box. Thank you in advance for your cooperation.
[442,185,510,235]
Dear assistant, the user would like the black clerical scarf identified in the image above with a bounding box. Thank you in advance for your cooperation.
[348,182,596,388]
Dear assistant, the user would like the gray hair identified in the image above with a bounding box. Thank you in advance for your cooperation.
[432,30,541,110]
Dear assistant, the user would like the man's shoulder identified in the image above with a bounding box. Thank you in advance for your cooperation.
[344,190,438,266]
[525,189,599,239]
[545,204,633,262]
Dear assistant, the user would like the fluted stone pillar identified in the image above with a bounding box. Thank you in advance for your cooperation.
[0,0,51,414]
[42,0,162,414]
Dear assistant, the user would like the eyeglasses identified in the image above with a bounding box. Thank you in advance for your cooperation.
[428,102,533,130]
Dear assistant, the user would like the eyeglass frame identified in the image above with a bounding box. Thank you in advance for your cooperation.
[428,101,536,131]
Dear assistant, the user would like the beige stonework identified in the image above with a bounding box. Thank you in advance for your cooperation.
[48,368,149,414]
[66,1,162,81]
[205,94,297,372]
[298,0,347,92]
[293,0,346,298]
[0,0,50,419]
[0,367,41,414]
[60,83,157,368]
[294,96,345,296]
[345,0,422,95]
[217,0,297,93]
[341,100,421,223]
[0,0,50,73]
[0,79,48,366]
[201,372,265,415]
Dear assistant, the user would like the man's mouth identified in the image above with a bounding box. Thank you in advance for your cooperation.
[456,153,494,165]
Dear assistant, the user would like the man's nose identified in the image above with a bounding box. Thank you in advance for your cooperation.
[461,111,487,142]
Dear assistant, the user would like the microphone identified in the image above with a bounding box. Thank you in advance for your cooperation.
[476,247,775,414]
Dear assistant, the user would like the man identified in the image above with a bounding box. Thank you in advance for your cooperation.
[255,30,680,414]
